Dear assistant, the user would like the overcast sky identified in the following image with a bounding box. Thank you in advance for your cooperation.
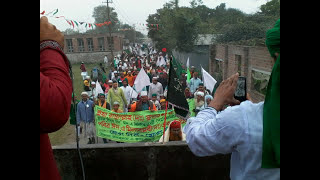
[40,0,268,35]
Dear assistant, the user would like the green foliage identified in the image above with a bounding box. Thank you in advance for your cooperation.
[147,0,280,51]
[85,5,145,43]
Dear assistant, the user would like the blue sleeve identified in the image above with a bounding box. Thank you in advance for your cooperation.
[183,106,246,157]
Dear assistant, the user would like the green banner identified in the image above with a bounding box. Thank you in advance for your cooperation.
[95,106,186,142]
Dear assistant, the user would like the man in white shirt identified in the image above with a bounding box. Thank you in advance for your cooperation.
[148,77,163,100]
[183,73,280,180]
[120,79,134,112]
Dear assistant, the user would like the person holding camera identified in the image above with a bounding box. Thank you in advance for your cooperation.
[183,19,280,180]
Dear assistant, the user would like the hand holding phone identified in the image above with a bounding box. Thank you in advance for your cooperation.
[234,76,247,103]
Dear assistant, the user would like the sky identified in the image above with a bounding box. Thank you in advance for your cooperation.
[40,0,268,35]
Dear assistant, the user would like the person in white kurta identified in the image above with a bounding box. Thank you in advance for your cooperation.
[148,77,163,100]
[120,79,134,112]
[183,73,280,180]
[104,55,108,66]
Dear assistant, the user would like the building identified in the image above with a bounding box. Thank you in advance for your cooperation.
[210,44,274,102]
[63,33,125,64]
[172,34,219,73]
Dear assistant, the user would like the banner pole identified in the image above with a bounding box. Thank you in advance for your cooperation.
[162,101,169,144]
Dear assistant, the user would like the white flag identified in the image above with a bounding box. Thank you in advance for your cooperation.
[157,56,166,67]
[130,89,138,99]
[95,80,104,95]
[134,68,151,93]
[201,67,217,94]
[186,57,190,68]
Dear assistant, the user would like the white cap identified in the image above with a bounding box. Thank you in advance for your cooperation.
[85,76,90,79]
[141,91,148,96]
[196,91,204,97]
[91,82,96,85]
[108,80,113,83]
[81,92,88,96]
[152,77,158,80]
[113,71,117,73]
[113,101,120,105]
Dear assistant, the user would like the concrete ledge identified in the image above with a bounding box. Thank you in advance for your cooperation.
[53,141,231,180]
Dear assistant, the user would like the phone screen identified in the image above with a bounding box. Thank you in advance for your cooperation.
[234,76,246,102]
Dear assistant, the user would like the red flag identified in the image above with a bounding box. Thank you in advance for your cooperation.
[71,21,75,28]
[162,48,167,52]
[40,11,45,15]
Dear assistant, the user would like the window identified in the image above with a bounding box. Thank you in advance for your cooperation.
[77,38,85,52]
[235,55,242,76]
[66,39,73,53]
[251,68,271,96]
[87,38,94,52]
[98,37,105,51]
[107,37,114,50]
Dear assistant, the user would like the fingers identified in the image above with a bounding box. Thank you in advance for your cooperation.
[230,98,240,106]
[231,73,239,87]
[40,16,48,23]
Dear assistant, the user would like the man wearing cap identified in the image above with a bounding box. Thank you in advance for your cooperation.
[112,101,123,113]
[107,81,128,112]
[88,82,97,101]
[183,19,280,179]
[148,77,164,100]
[159,120,186,142]
[194,91,205,115]
[104,80,113,96]
[76,92,95,144]
[193,83,209,97]
[129,91,157,112]
[120,79,134,112]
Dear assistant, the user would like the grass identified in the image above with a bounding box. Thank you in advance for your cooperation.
[49,62,111,146]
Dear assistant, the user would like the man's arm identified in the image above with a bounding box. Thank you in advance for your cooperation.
[183,106,245,157]
[40,48,72,133]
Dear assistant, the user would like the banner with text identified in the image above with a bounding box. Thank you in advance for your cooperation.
[95,106,186,142]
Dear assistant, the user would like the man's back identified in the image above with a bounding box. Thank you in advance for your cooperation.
[183,101,280,180]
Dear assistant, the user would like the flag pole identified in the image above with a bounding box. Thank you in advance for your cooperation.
[162,97,169,144]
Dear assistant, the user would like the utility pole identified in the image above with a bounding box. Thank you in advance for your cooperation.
[103,0,114,60]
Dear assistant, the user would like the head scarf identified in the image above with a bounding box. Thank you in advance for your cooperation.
[262,19,280,168]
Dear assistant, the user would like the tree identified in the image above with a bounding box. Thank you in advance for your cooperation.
[90,5,120,33]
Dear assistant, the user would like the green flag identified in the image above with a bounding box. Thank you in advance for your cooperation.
[171,55,184,78]
[187,68,191,84]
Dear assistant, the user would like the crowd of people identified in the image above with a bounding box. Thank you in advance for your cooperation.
[41,14,279,180]
[74,43,214,144]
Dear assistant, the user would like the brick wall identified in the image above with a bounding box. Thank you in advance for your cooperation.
[210,44,274,103]
[63,33,124,64]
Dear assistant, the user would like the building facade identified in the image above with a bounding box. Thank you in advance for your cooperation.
[209,44,274,103]
[63,33,125,64]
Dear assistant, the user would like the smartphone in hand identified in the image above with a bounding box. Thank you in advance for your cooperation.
[234,76,247,103]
